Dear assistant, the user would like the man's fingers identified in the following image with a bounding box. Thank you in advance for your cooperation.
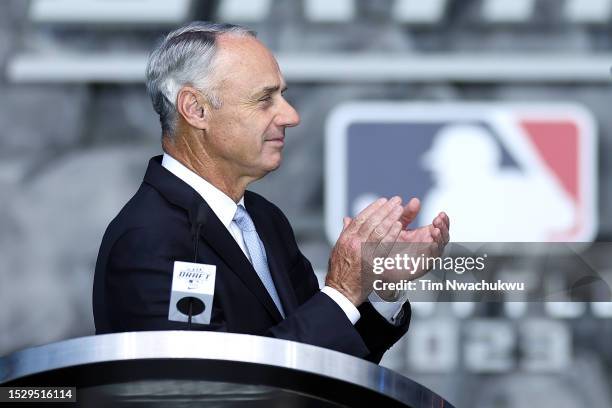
[437,212,450,231]
[442,212,450,229]
[358,196,402,238]
[432,226,442,243]
[381,221,403,244]
[399,197,420,229]
[441,226,449,245]
[377,220,404,259]
[433,215,450,244]
[431,226,449,256]
[345,197,388,233]
[366,202,403,242]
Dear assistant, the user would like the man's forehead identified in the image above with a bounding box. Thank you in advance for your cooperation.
[215,35,284,93]
[216,35,275,65]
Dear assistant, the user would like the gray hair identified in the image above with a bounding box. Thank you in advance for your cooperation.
[145,21,256,137]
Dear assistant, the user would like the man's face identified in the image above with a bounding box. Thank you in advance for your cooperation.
[203,36,300,180]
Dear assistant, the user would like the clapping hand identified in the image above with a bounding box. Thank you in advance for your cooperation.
[325,196,450,305]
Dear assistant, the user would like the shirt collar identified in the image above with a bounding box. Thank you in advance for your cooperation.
[161,153,244,228]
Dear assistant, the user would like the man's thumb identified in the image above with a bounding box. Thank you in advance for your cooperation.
[400,197,421,228]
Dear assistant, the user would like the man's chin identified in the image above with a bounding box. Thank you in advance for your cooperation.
[266,158,282,172]
[264,152,282,171]
[251,156,282,179]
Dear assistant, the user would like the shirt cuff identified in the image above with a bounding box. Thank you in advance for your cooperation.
[368,290,409,325]
[321,286,361,325]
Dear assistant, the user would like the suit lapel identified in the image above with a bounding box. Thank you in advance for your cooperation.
[245,193,299,316]
[143,156,284,323]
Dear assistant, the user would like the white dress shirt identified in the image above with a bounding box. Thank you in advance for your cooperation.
[161,153,406,325]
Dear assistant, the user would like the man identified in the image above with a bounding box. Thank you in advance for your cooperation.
[93,22,450,364]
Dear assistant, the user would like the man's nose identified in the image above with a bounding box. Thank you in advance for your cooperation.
[277,98,301,128]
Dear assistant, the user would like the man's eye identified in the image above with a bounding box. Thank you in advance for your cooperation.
[259,95,272,103]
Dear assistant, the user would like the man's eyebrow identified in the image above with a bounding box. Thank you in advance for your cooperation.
[253,84,288,98]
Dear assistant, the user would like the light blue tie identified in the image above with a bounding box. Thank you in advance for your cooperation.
[233,205,285,318]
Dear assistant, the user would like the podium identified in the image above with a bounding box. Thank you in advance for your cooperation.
[0,331,454,407]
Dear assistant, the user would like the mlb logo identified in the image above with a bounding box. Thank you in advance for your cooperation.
[325,102,597,243]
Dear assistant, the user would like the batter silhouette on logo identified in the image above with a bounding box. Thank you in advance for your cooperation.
[420,124,575,241]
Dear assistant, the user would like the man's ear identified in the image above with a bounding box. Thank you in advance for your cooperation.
[176,86,209,131]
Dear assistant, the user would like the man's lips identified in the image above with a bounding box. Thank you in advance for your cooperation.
[265,136,285,143]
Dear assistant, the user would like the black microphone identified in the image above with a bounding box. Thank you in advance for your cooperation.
[186,203,208,330]
[169,203,215,329]
[193,203,208,263]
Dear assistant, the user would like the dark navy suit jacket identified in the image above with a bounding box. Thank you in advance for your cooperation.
[93,156,411,363]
